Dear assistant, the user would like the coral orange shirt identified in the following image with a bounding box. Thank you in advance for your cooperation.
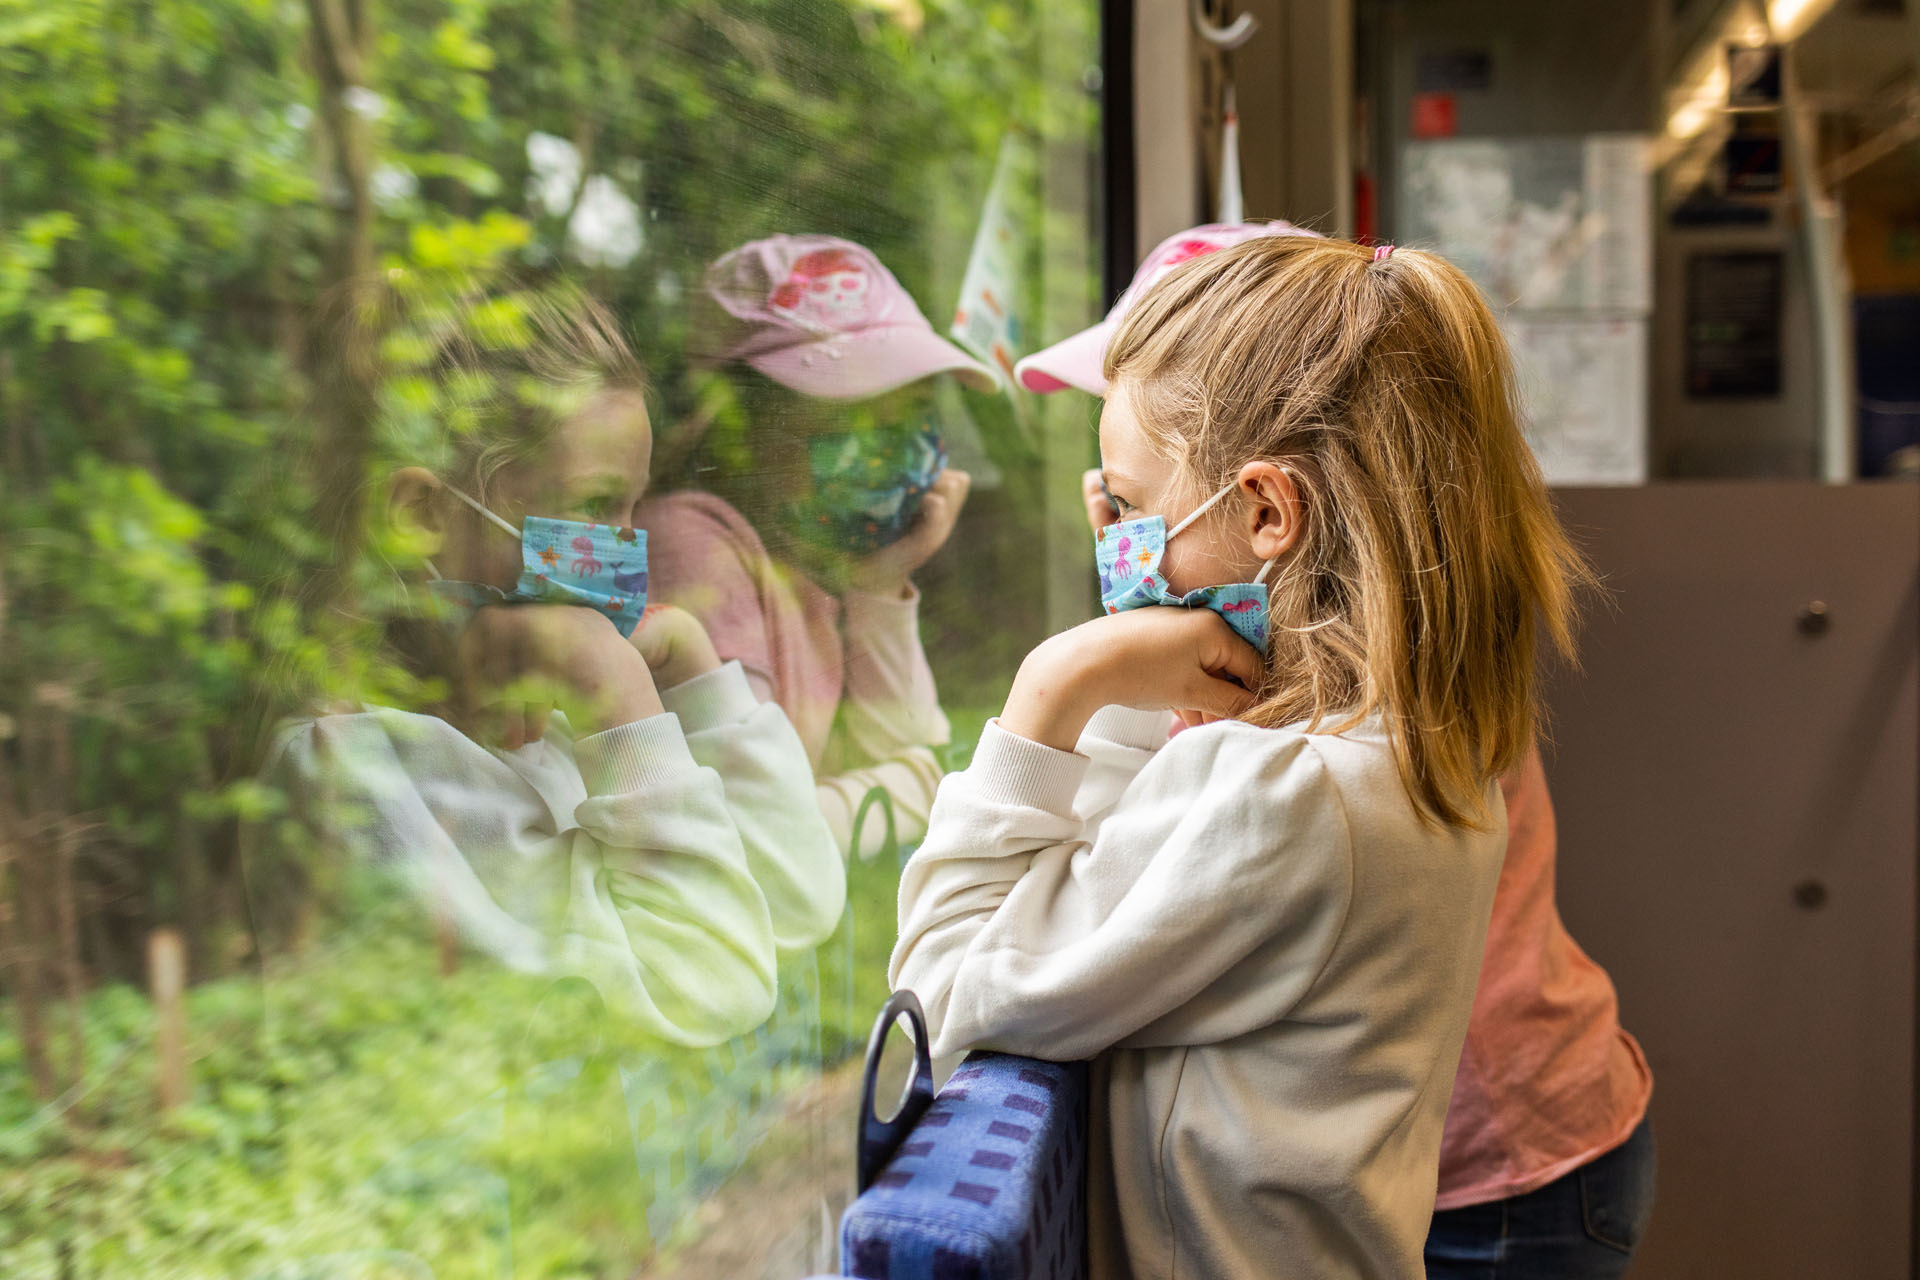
[1435,741,1653,1209]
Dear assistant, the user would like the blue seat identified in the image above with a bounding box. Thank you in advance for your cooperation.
[839,991,1087,1280]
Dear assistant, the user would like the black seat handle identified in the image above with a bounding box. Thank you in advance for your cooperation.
[855,988,936,1195]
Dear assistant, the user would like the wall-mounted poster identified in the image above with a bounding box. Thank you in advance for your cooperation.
[1400,134,1653,312]
[1507,316,1648,484]
[1400,134,1653,483]
[1686,251,1783,397]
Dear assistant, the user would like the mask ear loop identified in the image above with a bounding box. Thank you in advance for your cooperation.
[427,485,523,581]
[445,485,524,538]
[1166,477,1243,540]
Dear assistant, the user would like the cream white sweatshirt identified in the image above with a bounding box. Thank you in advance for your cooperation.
[268,661,845,1048]
[813,586,952,861]
[890,705,1504,1280]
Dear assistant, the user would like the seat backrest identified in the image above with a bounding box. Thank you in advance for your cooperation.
[840,995,1086,1280]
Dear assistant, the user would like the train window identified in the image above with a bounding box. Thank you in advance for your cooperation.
[0,2,1106,1275]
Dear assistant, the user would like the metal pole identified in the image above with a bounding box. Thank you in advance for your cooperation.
[1778,45,1854,482]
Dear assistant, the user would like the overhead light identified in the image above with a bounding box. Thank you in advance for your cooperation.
[1768,0,1838,43]
[1667,61,1730,139]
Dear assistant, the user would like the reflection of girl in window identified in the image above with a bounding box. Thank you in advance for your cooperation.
[638,236,997,860]
[892,237,1595,1278]
[265,279,843,1047]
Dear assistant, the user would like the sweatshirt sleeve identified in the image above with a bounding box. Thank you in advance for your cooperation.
[815,747,945,860]
[660,661,846,953]
[890,719,1354,1061]
[273,709,779,1048]
[837,585,951,760]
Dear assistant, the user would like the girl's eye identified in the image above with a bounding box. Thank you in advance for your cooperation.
[580,495,622,521]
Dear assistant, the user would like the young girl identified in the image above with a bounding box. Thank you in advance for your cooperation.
[266,279,845,1047]
[890,236,1590,1278]
[1034,222,1656,1278]
[638,234,996,859]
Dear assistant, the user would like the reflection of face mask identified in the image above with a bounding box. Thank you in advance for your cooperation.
[1095,479,1277,653]
[786,422,946,554]
[427,487,648,637]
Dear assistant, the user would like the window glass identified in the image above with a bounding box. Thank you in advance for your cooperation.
[0,2,1104,1275]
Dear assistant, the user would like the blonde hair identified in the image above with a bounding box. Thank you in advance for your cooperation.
[1105,235,1592,828]
[347,274,650,500]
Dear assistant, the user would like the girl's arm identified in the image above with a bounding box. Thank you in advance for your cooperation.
[804,585,950,859]
[275,708,780,1048]
[565,715,783,1043]
[815,747,943,860]
[836,584,951,761]
[890,718,1354,1062]
[659,660,846,952]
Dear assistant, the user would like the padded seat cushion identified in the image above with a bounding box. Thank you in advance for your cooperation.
[841,1053,1086,1280]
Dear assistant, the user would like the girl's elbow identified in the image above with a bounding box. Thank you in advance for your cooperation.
[701,963,779,1043]
[664,945,778,1046]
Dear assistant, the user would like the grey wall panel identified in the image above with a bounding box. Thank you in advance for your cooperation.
[1545,483,1918,1279]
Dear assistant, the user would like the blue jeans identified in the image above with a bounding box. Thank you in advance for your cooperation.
[1424,1116,1656,1280]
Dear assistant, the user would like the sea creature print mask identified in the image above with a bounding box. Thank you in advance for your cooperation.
[427,487,647,638]
[1094,478,1276,653]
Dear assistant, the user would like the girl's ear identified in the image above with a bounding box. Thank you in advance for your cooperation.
[1236,461,1305,563]
[388,467,449,559]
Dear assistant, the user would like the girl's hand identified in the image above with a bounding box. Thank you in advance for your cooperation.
[999,607,1262,752]
[631,604,723,692]
[456,605,664,748]
[846,468,972,597]
[1081,467,1119,534]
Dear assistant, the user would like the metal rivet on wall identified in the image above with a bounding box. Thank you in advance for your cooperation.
[1793,879,1829,910]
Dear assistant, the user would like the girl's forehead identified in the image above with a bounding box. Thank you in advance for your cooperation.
[551,390,651,470]
[1096,389,1159,486]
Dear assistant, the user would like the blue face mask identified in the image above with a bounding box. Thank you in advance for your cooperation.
[1095,478,1277,653]
[427,488,648,638]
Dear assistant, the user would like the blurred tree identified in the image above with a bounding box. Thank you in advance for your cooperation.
[0,0,1100,1270]
[0,0,1095,1093]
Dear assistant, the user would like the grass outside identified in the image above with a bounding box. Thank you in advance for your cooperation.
[0,833,910,1280]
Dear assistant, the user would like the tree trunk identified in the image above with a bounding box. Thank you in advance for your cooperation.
[303,0,381,606]
[44,709,87,1088]
[0,791,58,1101]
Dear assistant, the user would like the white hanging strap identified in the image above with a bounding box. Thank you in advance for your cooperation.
[1218,80,1244,225]
[1190,0,1258,49]
[1254,555,1279,585]
[1168,478,1242,539]
[445,485,522,539]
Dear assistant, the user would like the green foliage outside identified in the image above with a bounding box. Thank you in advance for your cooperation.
[0,850,911,1277]
[1,0,1100,1273]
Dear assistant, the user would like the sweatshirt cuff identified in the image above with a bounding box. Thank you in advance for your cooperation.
[659,660,758,731]
[1082,704,1178,752]
[573,714,699,796]
[841,582,921,632]
[969,720,1090,815]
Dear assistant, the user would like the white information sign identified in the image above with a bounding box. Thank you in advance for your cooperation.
[1400,135,1652,313]
[1506,316,1648,485]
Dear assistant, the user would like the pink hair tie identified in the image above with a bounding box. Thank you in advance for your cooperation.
[1372,243,1395,262]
